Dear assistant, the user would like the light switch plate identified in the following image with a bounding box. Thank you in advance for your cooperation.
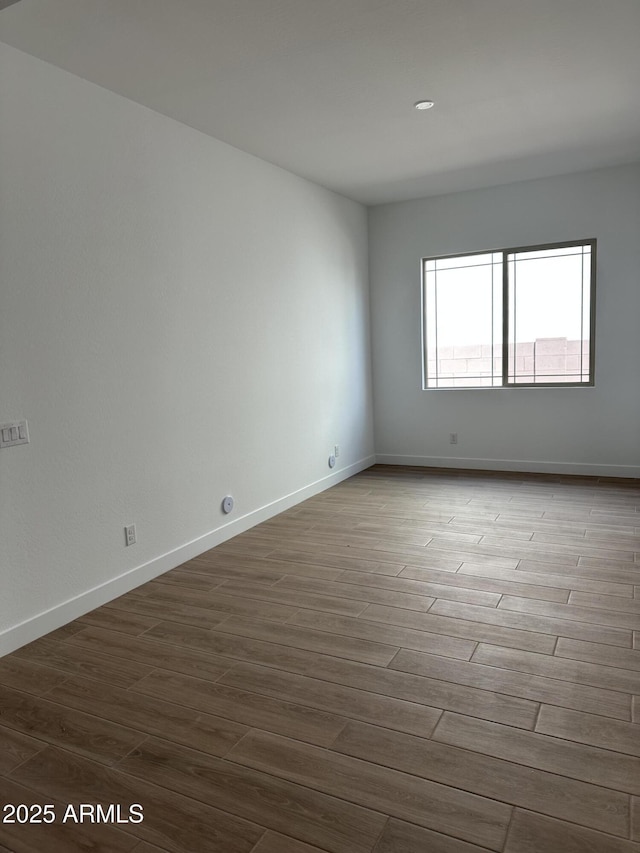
[0,420,29,448]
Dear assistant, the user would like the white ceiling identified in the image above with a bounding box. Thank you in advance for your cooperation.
[1,0,639,204]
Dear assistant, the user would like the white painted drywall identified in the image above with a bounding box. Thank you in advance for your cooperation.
[0,44,374,653]
[369,164,640,476]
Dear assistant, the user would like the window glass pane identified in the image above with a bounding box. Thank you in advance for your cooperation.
[507,259,516,382]
[433,253,494,271]
[509,245,588,262]
[423,254,502,387]
[507,247,591,384]
[581,250,591,381]
[424,269,438,387]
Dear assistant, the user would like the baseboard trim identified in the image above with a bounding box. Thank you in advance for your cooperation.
[375,454,640,479]
[0,455,375,657]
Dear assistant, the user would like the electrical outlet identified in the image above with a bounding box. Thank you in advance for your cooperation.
[334,445,340,457]
[125,524,136,546]
[449,433,458,445]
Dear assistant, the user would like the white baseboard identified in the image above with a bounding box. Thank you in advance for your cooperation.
[0,455,375,657]
[375,454,640,479]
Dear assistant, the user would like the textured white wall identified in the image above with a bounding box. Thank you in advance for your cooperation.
[0,44,374,651]
[369,164,640,476]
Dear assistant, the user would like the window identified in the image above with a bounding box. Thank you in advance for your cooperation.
[421,240,596,389]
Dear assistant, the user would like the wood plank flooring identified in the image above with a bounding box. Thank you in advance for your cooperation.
[2,464,640,852]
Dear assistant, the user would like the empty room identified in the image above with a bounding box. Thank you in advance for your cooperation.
[1,1,639,852]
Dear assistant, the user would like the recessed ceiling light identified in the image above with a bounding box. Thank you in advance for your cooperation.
[414,100,435,110]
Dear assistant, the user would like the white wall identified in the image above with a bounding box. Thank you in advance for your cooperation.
[369,164,640,477]
[0,44,374,654]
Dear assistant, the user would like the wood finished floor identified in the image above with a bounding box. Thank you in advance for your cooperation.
[2,464,640,853]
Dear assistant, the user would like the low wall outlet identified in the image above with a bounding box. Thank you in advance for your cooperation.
[125,524,136,546]
[334,445,340,457]
[449,433,458,445]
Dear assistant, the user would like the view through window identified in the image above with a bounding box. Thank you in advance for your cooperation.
[422,240,595,389]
